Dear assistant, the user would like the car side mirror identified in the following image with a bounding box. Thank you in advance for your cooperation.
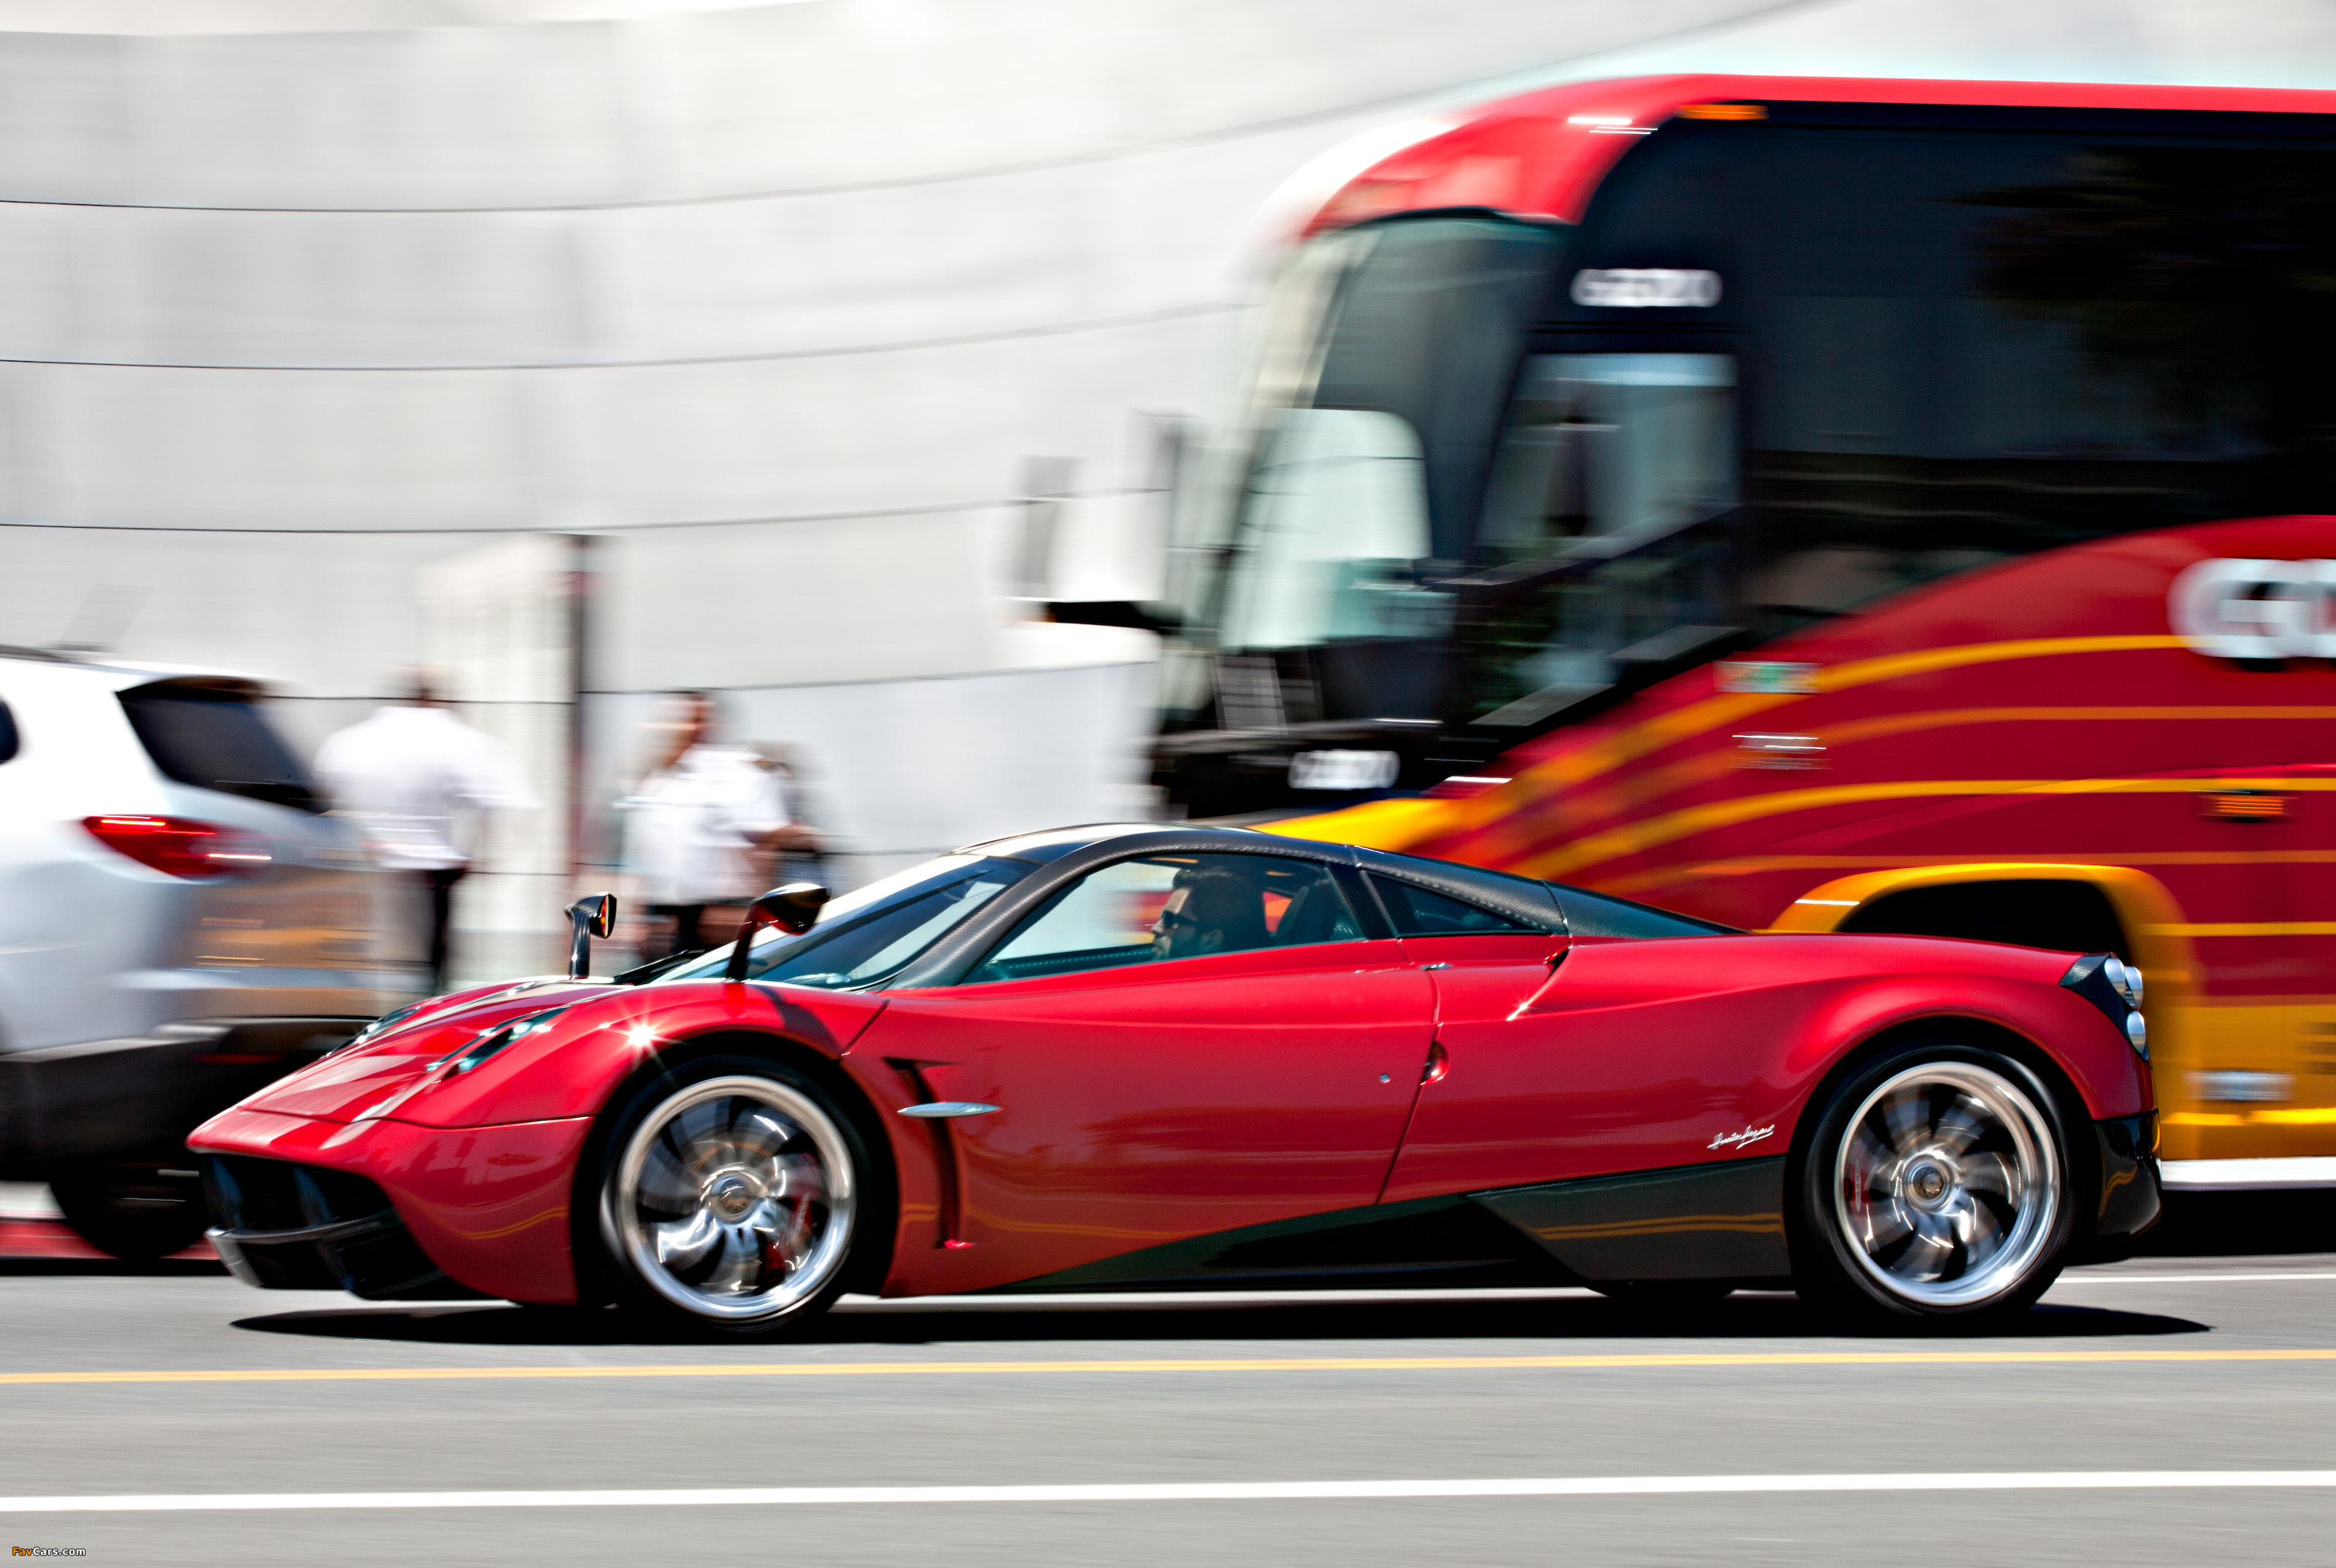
[565,892,618,980]
[724,883,831,982]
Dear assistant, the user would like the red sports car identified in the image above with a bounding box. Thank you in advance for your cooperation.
[189,825,2159,1330]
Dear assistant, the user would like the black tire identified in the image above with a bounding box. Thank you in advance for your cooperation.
[50,1165,210,1261]
[1792,1037,2075,1328]
[584,1054,867,1337]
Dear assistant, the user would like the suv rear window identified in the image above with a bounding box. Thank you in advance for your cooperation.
[118,684,322,813]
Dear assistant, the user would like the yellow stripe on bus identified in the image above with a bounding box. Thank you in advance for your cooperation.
[2155,923,2336,937]
[1513,637,2189,798]
[1520,776,2336,881]
[1269,636,2198,854]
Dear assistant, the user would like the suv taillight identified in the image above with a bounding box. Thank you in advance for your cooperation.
[82,815,272,880]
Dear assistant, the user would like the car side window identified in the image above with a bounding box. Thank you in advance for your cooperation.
[0,699,15,765]
[1369,874,1534,936]
[1551,884,1732,937]
[967,852,1364,985]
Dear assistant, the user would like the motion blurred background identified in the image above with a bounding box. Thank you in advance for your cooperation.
[4,0,2336,980]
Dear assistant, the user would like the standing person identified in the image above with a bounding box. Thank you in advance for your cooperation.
[623,693,815,958]
[748,739,828,891]
[316,669,537,993]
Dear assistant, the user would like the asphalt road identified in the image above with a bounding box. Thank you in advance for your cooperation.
[0,1194,2331,1567]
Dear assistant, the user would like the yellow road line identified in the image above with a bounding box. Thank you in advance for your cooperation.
[5,1348,2336,1388]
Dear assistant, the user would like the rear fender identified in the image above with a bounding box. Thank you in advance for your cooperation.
[1768,862,2194,1074]
[1786,973,2148,1120]
[1524,934,2147,1120]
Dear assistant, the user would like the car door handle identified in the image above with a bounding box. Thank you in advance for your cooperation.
[898,1102,1002,1119]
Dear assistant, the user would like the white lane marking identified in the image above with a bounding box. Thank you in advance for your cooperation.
[2053,1272,2336,1285]
[1,1473,2332,1513]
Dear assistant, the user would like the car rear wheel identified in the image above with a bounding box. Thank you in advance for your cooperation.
[1795,1042,2073,1326]
[50,1164,210,1261]
[591,1058,861,1335]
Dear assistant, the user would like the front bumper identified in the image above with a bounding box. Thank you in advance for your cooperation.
[0,1017,370,1178]
[204,1155,482,1301]
[188,1106,591,1305]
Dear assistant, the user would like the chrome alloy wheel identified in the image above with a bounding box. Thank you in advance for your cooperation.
[605,1075,856,1323]
[1832,1061,2060,1309]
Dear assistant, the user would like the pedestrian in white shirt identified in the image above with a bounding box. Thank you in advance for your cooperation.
[315,671,538,991]
[623,692,818,958]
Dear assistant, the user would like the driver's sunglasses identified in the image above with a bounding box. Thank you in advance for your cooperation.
[1151,909,1202,935]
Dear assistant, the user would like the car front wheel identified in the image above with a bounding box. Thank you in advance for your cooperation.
[591,1057,861,1334]
[1795,1042,2073,1326]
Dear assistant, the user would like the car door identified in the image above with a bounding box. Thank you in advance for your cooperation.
[1367,871,1573,1102]
[856,850,1434,1293]
[1383,884,1751,1204]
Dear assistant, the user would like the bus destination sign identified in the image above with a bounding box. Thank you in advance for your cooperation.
[1570,269,1722,307]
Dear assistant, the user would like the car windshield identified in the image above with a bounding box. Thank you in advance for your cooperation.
[654,855,1034,989]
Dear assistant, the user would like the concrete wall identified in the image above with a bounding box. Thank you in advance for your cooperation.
[2,0,2335,976]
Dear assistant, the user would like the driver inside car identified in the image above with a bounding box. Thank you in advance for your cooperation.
[1150,863,1271,961]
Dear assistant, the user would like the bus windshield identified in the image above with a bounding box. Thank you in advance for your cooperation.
[1168,217,1558,729]
[1158,112,2336,816]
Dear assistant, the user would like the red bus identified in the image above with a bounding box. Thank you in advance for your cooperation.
[1148,75,2336,1192]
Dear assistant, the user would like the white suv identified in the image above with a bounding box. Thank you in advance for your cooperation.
[0,648,390,1257]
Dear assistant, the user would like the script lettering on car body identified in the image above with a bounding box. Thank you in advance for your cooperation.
[1708,1123,1776,1153]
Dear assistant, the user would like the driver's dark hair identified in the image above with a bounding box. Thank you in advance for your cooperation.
[1171,862,1269,951]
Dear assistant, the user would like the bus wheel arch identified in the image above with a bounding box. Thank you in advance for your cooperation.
[1767,863,2196,993]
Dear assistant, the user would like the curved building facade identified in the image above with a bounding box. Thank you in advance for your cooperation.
[1,0,2331,955]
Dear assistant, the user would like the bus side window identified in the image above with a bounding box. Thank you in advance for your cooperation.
[1478,353,1737,557]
